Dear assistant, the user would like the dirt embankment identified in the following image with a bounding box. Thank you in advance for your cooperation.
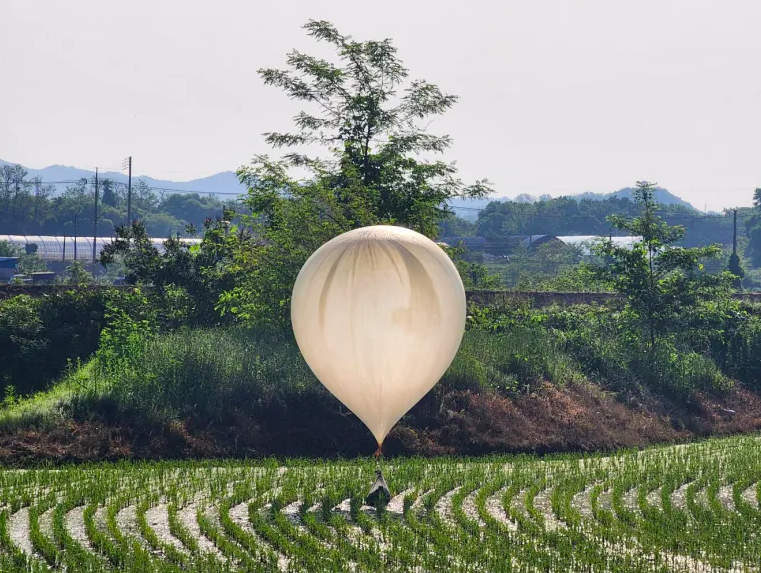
[1,382,760,466]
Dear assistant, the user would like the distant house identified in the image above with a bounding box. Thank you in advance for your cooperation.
[0,257,19,282]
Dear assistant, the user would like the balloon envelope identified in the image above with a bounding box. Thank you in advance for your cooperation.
[291,225,466,446]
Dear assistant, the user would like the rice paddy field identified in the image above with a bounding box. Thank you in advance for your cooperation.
[1,435,760,572]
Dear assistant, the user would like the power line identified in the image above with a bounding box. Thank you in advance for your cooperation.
[98,162,126,174]
[29,179,751,213]
[33,179,243,196]
[448,210,734,222]
[21,178,751,223]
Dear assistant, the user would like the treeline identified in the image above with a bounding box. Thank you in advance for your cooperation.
[0,163,234,238]
[441,195,752,250]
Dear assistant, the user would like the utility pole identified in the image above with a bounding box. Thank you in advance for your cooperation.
[93,168,99,263]
[126,156,132,226]
[33,178,40,222]
[733,208,738,255]
[74,214,78,261]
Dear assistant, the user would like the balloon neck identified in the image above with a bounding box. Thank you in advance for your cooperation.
[374,443,383,461]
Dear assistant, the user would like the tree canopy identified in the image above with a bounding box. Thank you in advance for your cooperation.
[225,20,492,324]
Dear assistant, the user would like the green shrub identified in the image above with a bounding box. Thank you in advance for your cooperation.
[0,291,106,396]
[719,310,761,389]
[468,301,737,396]
[71,323,582,423]
[0,284,231,400]
[442,331,519,393]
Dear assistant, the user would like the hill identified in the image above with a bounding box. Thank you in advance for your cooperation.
[0,159,244,195]
[449,186,699,221]
[574,186,698,210]
[1,159,700,212]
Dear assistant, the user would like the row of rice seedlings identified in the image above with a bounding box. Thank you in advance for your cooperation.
[0,506,47,572]
[584,439,760,570]
[28,493,57,568]
[1,434,760,571]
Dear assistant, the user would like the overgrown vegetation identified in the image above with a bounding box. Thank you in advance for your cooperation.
[0,290,106,397]
[1,21,760,462]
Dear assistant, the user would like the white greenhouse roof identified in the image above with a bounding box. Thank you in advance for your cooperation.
[0,235,202,262]
[556,235,641,255]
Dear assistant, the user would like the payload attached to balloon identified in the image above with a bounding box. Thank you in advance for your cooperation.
[291,225,466,450]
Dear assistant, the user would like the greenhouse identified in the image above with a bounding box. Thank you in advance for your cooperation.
[555,235,640,255]
[0,235,201,262]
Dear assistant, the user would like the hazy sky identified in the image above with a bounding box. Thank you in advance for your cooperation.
[2,0,760,210]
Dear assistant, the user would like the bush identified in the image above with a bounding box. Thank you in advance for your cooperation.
[719,309,761,389]
[468,301,736,397]
[0,291,106,396]
[86,320,585,425]
[0,283,230,399]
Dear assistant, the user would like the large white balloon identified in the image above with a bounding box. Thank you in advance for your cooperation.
[291,225,466,446]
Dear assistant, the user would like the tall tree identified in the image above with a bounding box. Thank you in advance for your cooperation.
[229,20,491,324]
[597,181,728,364]
[245,20,491,236]
[100,178,118,208]
[1,164,29,216]
[753,188,761,208]
[745,188,761,266]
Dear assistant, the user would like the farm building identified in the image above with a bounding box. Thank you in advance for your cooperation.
[439,235,555,252]
[438,236,489,250]
[555,235,640,255]
[0,257,19,282]
[519,235,562,248]
[0,235,202,262]
[438,234,640,256]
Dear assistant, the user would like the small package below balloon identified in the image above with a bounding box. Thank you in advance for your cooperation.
[365,469,391,507]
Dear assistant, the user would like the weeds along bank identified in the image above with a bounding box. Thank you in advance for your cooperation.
[4,286,760,403]
[0,435,760,572]
[2,287,761,461]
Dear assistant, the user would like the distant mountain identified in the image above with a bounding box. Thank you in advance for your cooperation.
[1,160,700,214]
[573,187,698,210]
[0,159,244,195]
[448,186,698,221]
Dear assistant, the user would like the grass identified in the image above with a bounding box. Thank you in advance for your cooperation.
[0,325,585,432]
[0,434,759,572]
[0,361,98,433]
[1,321,754,460]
